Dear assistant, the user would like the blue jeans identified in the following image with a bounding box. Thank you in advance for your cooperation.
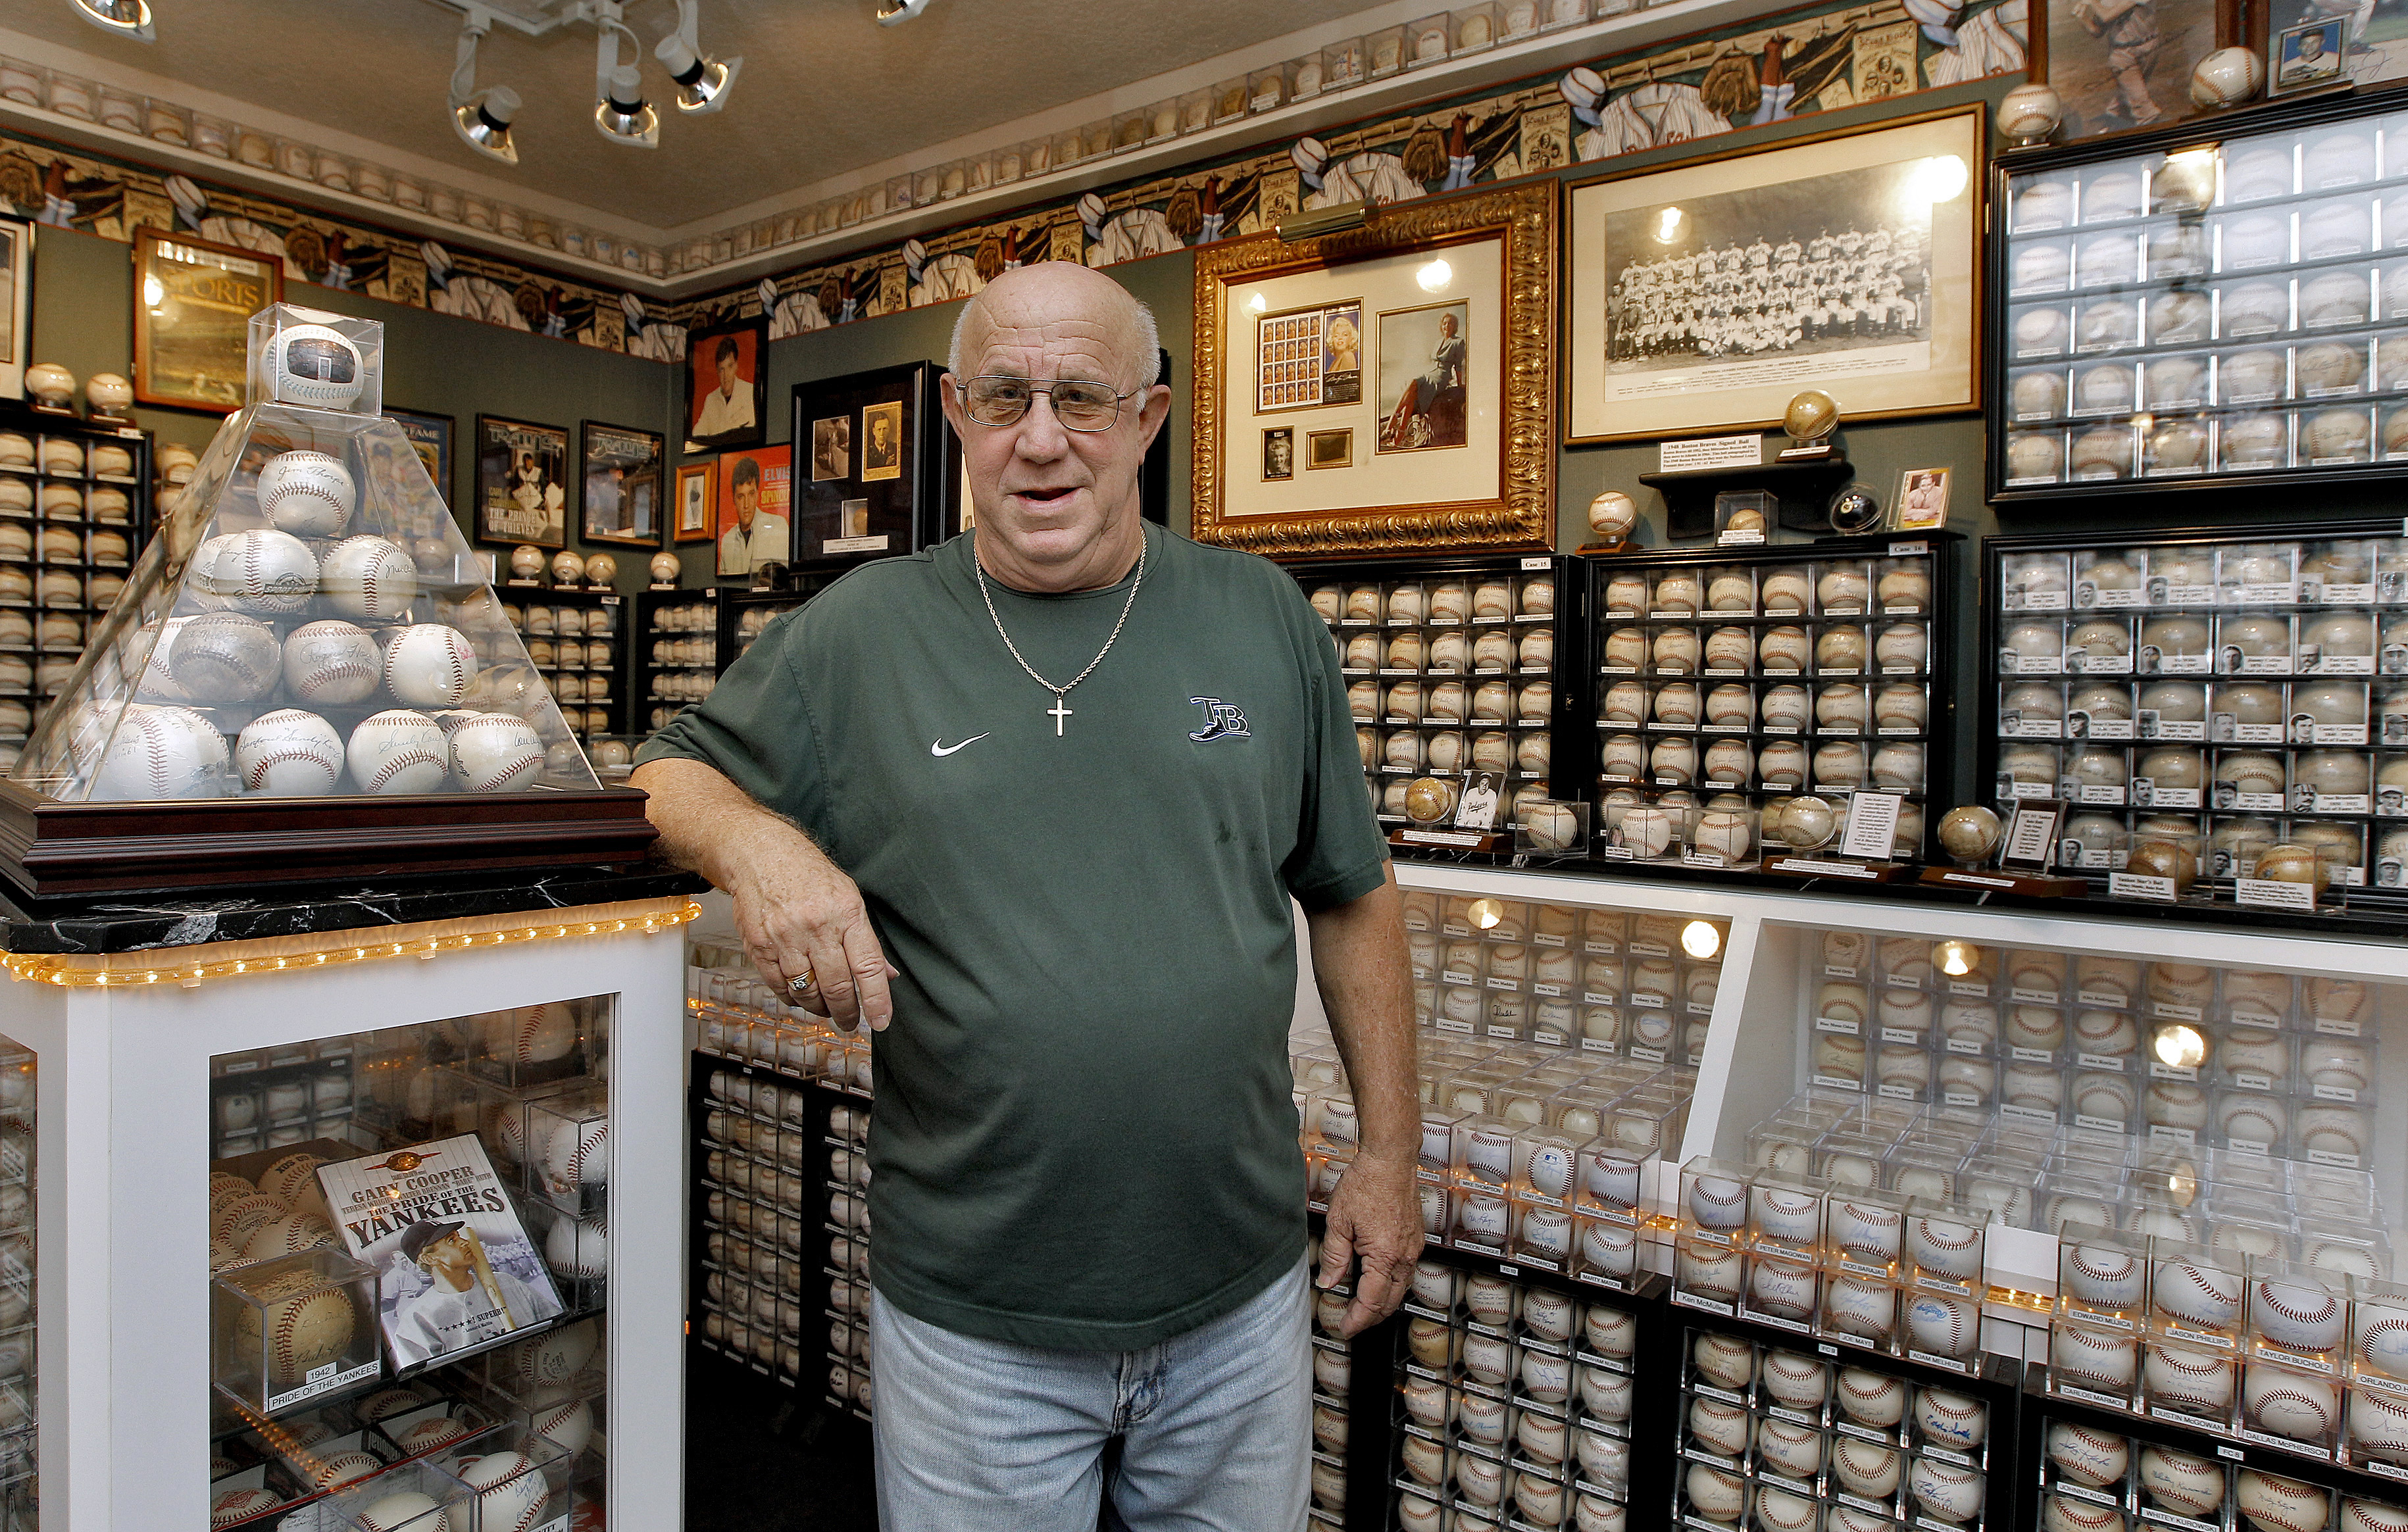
[868,1262,1311,1531]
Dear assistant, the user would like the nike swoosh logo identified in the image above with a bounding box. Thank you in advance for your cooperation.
[930,733,991,757]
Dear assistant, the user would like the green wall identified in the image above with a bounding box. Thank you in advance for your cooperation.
[28,223,681,592]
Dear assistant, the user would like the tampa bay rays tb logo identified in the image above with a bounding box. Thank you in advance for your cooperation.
[1188,697,1251,742]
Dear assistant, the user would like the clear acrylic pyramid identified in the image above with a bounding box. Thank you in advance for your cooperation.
[13,305,599,801]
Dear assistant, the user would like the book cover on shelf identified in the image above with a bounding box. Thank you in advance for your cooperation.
[315,1133,565,1373]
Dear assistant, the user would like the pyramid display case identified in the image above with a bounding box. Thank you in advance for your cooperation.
[0,307,652,899]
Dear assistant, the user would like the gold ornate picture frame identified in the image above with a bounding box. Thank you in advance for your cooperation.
[1191,182,1555,558]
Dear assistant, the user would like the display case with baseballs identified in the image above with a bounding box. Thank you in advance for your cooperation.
[1293,553,1580,852]
[1990,89,2408,506]
[1984,521,2408,919]
[0,305,651,899]
[635,589,720,738]
[509,586,630,745]
[1582,531,1959,874]
[0,395,155,778]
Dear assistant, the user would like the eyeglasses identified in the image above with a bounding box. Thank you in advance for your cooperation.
[956,376,1138,432]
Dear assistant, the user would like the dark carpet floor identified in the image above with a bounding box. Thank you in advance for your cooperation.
[684,1348,879,1531]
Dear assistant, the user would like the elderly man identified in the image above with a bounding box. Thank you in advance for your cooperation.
[632,262,1419,1530]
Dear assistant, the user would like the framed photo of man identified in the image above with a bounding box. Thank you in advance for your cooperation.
[1565,108,1983,445]
[2272,14,2347,89]
[130,226,282,412]
[716,445,791,580]
[474,414,570,548]
[788,361,959,567]
[684,318,767,451]
[1191,181,1557,557]
[383,408,454,506]
[579,420,665,548]
[674,461,715,543]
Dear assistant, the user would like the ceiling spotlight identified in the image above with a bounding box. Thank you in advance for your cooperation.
[69,0,153,41]
[876,0,938,24]
[656,0,740,112]
[453,86,520,164]
[448,11,518,164]
[595,64,658,147]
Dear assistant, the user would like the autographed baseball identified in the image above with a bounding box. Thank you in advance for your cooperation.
[1832,1438,1902,1498]
[1836,1366,1907,1427]
[1586,1304,1636,1359]
[1910,1456,1985,1524]
[235,709,344,795]
[2139,1445,2224,1516]
[347,709,448,795]
[1907,1293,1977,1358]
[1761,1350,1830,1408]
[206,528,320,615]
[2144,1341,2234,1415]
[256,450,356,537]
[2065,1243,2144,1309]
[2053,1323,2138,1391]
[1755,1485,1819,1532]
[2251,1276,2345,1353]
[320,535,420,623]
[2153,1256,2242,1330]
[1689,1396,1752,1456]
[1822,1277,1896,1342]
[2049,1421,2130,1487]
[1916,1386,1988,1449]
[2244,1364,2337,1442]
[231,1268,355,1386]
[280,620,381,704]
[1693,1331,1755,1389]
[1687,1464,1746,1521]
[92,703,229,799]
[355,1492,445,1531]
[457,1450,548,1531]
[2238,1470,2330,1532]
[449,714,544,793]
[2348,1387,2408,1464]
[1907,1214,1984,1282]
[383,625,482,707]
[174,613,280,703]
[1757,1418,1824,1479]
[1750,1258,1819,1320]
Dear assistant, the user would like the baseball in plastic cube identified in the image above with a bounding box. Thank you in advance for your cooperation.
[529,1087,609,1217]
[212,1247,378,1413]
[1680,1157,1751,1245]
[2059,1225,2149,1327]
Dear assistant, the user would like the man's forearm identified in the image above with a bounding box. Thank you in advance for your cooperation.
[631,756,817,887]
[1303,866,1418,1160]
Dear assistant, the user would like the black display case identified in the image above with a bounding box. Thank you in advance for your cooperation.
[1986,89,2408,505]
[634,588,720,739]
[497,583,626,743]
[1579,532,1960,871]
[1982,519,2408,912]
[1285,553,1584,852]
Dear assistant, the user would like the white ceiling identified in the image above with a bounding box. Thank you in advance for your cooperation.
[7,0,1384,230]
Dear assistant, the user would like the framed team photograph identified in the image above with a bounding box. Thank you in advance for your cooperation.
[578,420,664,548]
[1262,427,1295,480]
[2038,0,2222,140]
[1374,303,1470,454]
[788,362,957,567]
[131,226,282,412]
[674,460,716,543]
[2272,15,2347,91]
[809,414,850,482]
[382,407,454,506]
[1566,107,1982,446]
[0,214,29,403]
[473,414,569,549]
[860,400,904,482]
[683,318,766,451]
[1191,181,1556,557]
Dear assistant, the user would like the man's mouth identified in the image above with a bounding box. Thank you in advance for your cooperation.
[1011,486,1077,506]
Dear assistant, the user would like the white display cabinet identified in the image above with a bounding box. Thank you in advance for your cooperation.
[1382,863,2408,1356]
[0,891,693,1531]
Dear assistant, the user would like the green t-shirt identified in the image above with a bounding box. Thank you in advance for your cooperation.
[638,524,1388,1348]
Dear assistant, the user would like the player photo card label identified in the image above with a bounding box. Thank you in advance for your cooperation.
[2001,803,2065,868]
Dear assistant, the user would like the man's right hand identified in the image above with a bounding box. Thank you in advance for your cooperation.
[725,824,897,1031]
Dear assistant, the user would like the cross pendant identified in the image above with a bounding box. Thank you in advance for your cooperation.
[1047,697,1072,736]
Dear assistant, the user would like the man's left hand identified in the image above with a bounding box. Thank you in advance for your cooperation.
[1317,1149,1424,1337]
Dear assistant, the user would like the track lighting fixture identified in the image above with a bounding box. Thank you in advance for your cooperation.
[656,0,740,112]
[448,9,519,164]
[69,0,154,42]
[876,0,938,24]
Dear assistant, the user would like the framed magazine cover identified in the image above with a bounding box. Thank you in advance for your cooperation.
[1565,107,1984,445]
[578,420,664,548]
[474,414,569,549]
[0,214,28,403]
[382,407,454,507]
[132,226,281,412]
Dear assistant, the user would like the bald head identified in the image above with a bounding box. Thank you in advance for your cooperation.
[946,262,1160,389]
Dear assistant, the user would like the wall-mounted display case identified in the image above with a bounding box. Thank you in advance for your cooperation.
[1988,91,2408,503]
[1288,554,1581,842]
[498,586,625,744]
[1581,533,1959,870]
[1983,520,2408,907]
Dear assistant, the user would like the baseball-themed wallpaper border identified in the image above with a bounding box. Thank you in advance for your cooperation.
[0,0,2024,365]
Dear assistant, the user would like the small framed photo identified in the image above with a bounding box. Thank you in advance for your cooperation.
[474,414,569,549]
[1261,427,1294,481]
[809,415,851,482]
[684,318,766,451]
[1307,427,1354,470]
[0,214,30,403]
[674,461,716,543]
[2272,16,2347,93]
[1895,466,1952,531]
[860,401,904,482]
[579,420,664,548]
